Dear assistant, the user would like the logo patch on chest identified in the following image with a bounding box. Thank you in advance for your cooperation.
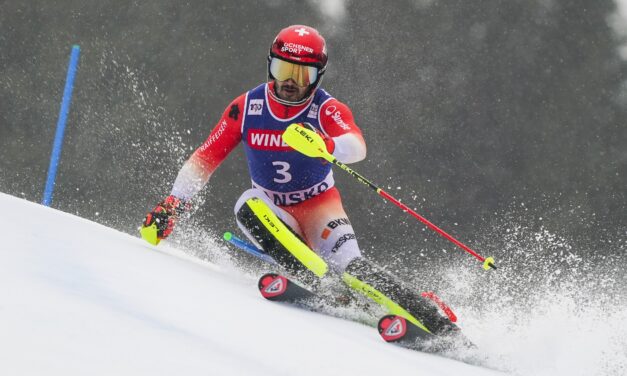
[247,129,292,151]
[307,103,319,119]
[248,99,264,115]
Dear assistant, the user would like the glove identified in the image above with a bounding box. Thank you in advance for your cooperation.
[299,122,335,154]
[141,195,190,243]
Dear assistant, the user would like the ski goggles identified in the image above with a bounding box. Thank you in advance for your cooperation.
[269,58,319,87]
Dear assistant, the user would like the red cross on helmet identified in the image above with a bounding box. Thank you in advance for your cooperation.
[268,25,328,104]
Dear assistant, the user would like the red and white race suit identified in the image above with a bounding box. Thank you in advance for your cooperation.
[171,82,366,272]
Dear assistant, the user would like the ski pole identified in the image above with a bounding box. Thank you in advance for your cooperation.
[282,123,496,271]
[223,232,277,265]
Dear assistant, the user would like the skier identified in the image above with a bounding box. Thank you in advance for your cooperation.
[142,25,458,337]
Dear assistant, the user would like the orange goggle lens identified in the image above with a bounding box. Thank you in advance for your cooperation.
[269,58,318,87]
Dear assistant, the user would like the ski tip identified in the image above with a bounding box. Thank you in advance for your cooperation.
[223,232,233,241]
[421,291,458,323]
[378,315,408,342]
[258,273,289,300]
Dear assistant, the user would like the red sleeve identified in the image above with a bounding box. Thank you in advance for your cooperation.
[318,99,363,138]
[193,94,245,174]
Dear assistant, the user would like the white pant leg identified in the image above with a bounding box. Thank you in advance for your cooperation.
[309,219,362,273]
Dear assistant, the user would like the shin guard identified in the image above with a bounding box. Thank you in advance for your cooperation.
[236,197,328,283]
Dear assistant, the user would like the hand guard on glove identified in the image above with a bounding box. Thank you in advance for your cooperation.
[142,195,190,242]
[298,122,335,154]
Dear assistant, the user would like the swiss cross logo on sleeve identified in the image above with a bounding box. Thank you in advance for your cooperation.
[248,99,263,115]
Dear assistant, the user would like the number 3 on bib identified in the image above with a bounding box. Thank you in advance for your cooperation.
[272,161,292,183]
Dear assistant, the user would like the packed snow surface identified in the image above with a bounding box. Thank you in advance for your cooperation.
[0,193,503,375]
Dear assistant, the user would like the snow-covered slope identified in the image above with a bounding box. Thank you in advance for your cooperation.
[0,192,503,375]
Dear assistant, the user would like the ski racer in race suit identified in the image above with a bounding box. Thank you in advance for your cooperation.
[143,25,460,338]
[145,25,366,273]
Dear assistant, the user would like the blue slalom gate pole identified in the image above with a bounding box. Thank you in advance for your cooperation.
[42,45,80,206]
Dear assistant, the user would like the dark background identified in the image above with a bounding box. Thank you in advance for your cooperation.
[1,1,625,283]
